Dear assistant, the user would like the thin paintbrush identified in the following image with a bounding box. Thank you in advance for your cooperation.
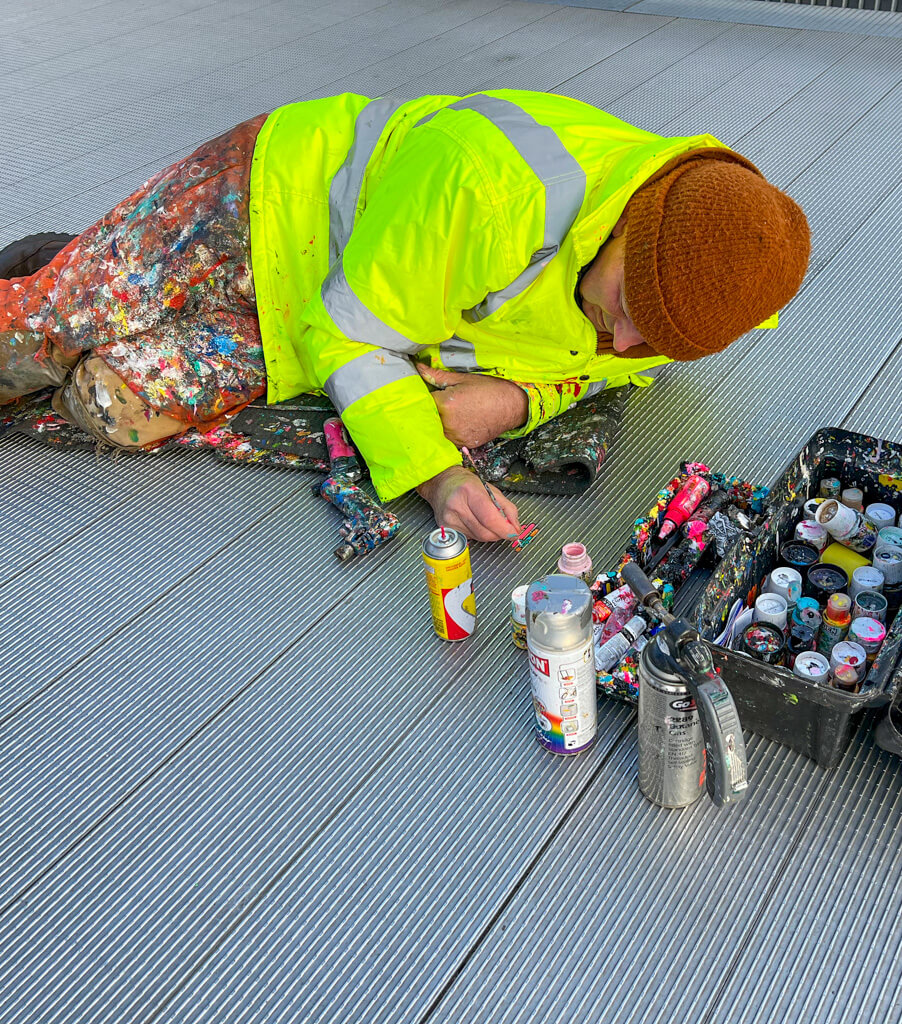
[461,446,514,525]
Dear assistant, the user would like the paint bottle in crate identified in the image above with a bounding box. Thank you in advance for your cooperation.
[526,575,596,755]
[815,500,878,554]
[816,594,852,657]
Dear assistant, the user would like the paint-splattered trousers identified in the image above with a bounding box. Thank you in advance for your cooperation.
[0,115,268,447]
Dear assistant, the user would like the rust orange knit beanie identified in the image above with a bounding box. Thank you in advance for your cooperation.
[623,149,811,361]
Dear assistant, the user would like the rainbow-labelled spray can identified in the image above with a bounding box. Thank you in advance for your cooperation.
[422,527,476,641]
[526,574,597,755]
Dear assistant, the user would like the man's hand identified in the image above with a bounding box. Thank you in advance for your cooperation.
[417,466,521,543]
[417,364,528,448]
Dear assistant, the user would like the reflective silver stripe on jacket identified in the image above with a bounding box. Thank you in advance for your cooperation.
[328,95,408,264]
[324,348,418,413]
[581,379,607,400]
[322,259,425,354]
[444,95,587,323]
[324,96,425,358]
[439,335,483,372]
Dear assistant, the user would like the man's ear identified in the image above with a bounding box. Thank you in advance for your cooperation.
[610,212,628,238]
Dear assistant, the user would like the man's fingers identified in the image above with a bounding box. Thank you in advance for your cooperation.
[415,363,469,389]
[416,363,440,388]
[489,485,521,532]
[463,487,519,542]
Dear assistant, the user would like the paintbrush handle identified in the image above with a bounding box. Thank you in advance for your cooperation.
[461,446,510,521]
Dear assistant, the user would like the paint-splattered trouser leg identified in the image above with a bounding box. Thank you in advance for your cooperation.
[0,113,268,446]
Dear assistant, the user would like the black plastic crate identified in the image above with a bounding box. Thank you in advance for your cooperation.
[694,428,902,768]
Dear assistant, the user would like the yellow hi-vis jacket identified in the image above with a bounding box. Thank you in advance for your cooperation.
[249,91,729,500]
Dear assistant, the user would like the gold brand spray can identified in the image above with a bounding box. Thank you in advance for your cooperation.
[422,527,476,641]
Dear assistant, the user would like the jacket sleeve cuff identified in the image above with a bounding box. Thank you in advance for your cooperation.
[338,375,463,501]
[500,381,581,439]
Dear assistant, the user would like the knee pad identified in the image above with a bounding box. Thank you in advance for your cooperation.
[51,355,186,448]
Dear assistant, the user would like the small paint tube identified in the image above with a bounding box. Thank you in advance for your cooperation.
[793,650,830,684]
[594,587,638,645]
[592,583,635,625]
[651,579,675,611]
[594,615,647,673]
[591,570,620,597]
[865,503,896,530]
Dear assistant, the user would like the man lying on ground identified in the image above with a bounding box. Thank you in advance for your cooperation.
[0,90,810,540]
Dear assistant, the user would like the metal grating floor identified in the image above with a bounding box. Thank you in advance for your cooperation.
[2,2,901,1022]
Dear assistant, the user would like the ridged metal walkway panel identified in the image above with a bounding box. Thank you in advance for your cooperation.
[707,726,902,1024]
[844,347,902,441]
[527,0,902,37]
[0,443,320,714]
[1,435,181,579]
[630,0,902,36]
[312,1,591,98]
[2,2,901,1023]
[0,482,429,903]
[429,733,832,1024]
[0,506,632,1024]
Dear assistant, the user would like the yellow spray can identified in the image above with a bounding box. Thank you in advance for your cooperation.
[422,527,476,641]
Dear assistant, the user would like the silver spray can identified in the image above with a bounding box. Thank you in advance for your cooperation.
[637,632,706,808]
[526,575,596,755]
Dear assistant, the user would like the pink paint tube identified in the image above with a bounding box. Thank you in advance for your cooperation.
[323,417,361,482]
[658,475,711,540]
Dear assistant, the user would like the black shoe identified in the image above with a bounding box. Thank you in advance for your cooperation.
[0,232,77,278]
